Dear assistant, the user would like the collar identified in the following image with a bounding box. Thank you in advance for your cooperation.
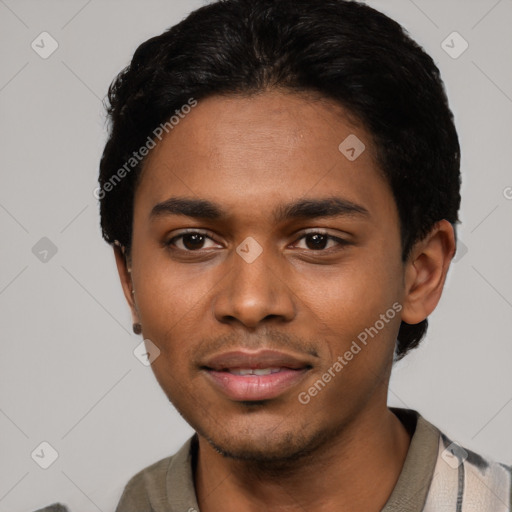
[161,407,439,511]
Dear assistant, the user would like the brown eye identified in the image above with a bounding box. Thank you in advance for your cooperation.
[295,231,348,251]
[166,231,220,251]
[181,233,206,250]
[305,233,329,250]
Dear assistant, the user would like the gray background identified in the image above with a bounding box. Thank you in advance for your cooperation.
[0,0,511,511]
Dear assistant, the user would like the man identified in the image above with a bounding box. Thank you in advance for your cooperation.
[95,0,511,510]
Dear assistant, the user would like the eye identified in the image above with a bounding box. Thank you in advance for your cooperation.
[164,229,349,254]
[165,231,221,251]
[294,231,348,251]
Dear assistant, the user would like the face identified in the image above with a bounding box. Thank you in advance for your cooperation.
[121,91,408,461]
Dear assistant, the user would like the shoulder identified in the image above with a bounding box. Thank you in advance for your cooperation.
[442,431,511,488]
[390,408,511,511]
[425,422,511,511]
[115,455,174,512]
[115,435,197,512]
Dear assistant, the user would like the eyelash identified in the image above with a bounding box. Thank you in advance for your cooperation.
[164,230,349,253]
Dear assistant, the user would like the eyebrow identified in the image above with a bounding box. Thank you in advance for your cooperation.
[150,196,370,222]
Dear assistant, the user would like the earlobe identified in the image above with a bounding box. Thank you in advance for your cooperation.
[113,245,141,327]
[401,220,456,325]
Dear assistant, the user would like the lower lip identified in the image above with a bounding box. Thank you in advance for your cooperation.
[203,368,309,401]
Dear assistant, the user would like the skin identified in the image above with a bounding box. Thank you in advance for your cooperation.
[115,90,456,511]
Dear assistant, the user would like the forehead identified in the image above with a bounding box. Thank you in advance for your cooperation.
[135,90,395,222]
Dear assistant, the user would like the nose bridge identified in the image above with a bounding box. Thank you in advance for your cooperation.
[213,237,295,327]
[233,239,276,296]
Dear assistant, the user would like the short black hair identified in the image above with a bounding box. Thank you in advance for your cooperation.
[98,0,461,360]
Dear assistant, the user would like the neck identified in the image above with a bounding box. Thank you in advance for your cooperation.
[195,406,412,512]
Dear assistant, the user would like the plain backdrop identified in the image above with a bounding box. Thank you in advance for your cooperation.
[0,0,511,511]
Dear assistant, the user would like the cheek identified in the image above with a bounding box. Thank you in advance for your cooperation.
[304,255,402,330]
[132,261,212,363]
[298,272,401,415]
[299,258,403,383]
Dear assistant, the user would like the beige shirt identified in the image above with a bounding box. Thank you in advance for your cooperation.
[115,408,512,512]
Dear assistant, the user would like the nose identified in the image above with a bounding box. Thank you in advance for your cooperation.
[212,244,296,329]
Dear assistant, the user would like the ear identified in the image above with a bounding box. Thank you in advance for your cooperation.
[113,245,140,327]
[401,220,456,325]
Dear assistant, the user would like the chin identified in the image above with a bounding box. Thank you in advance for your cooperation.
[198,420,330,465]
[169,391,342,465]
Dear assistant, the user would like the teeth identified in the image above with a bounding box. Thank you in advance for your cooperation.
[235,369,254,376]
[227,367,282,376]
[253,368,272,376]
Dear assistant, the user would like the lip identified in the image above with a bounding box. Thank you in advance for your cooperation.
[201,350,312,401]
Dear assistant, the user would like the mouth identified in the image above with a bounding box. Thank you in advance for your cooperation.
[200,350,313,401]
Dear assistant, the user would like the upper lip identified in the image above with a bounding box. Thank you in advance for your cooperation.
[201,349,312,371]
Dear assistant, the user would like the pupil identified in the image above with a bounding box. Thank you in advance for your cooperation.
[184,233,204,250]
[307,234,327,250]
[181,234,329,251]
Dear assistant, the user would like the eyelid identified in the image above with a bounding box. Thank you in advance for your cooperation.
[301,228,333,236]
[170,228,213,236]
[295,227,351,240]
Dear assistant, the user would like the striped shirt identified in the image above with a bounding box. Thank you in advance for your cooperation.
[35,408,512,512]
[114,408,511,512]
